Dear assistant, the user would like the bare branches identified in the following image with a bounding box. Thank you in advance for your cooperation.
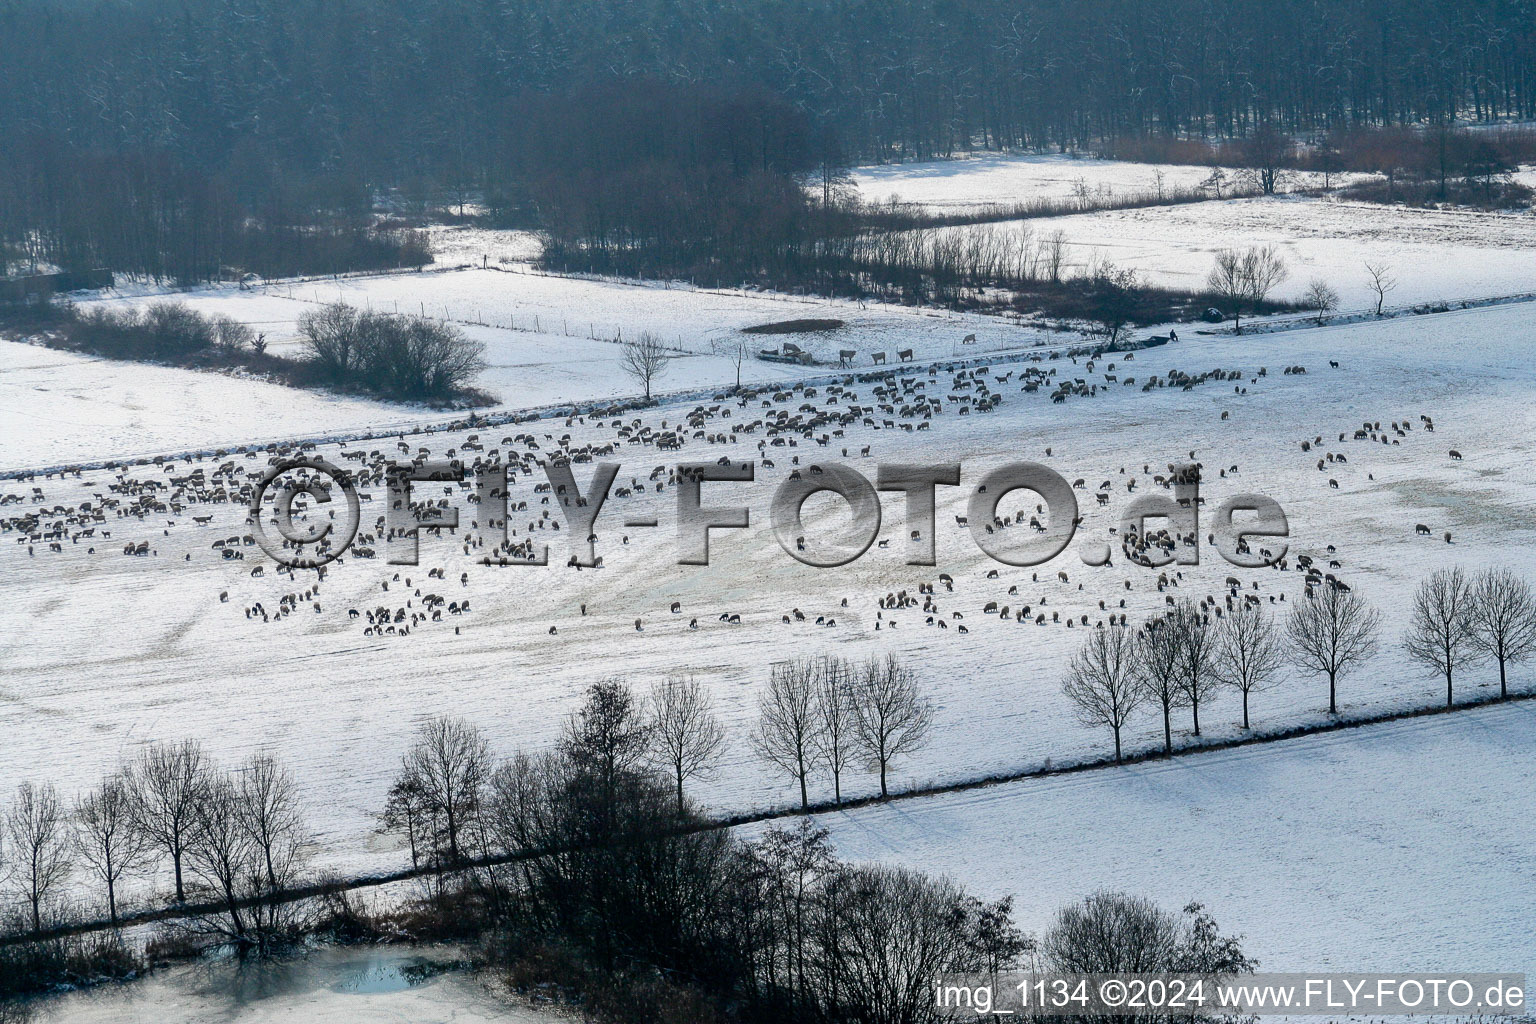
[73,772,148,927]
[129,740,214,903]
[850,655,934,798]
[1303,278,1339,324]
[815,657,857,803]
[1134,615,1189,756]
[1206,245,1288,333]
[1469,567,1536,698]
[1402,567,1482,707]
[647,675,726,813]
[1212,605,1283,729]
[8,782,72,933]
[1364,261,1397,315]
[402,716,491,864]
[754,659,823,810]
[620,330,675,400]
[1061,625,1145,761]
[1286,586,1381,714]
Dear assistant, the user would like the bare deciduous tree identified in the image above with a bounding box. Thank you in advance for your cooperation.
[563,678,652,792]
[74,771,149,926]
[187,774,257,941]
[130,739,214,902]
[620,330,675,400]
[1212,605,1283,729]
[850,655,935,798]
[8,782,72,933]
[235,753,308,893]
[1469,568,1536,699]
[711,335,752,390]
[1135,615,1189,756]
[815,656,857,803]
[647,674,726,813]
[1286,585,1382,714]
[1206,245,1288,332]
[381,759,434,871]
[1303,279,1339,324]
[1172,601,1220,737]
[754,659,824,810]
[1364,261,1397,315]
[403,716,491,864]
[1403,567,1482,707]
[1061,625,1145,761]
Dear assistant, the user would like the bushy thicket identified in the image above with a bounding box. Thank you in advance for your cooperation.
[297,304,486,399]
[44,301,486,403]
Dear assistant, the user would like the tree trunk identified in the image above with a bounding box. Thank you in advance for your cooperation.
[1446,667,1454,708]
[879,761,888,798]
[1499,657,1507,699]
[1329,672,1337,715]
[675,766,685,815]
[1242,690,1251,729]
[173,854,185,902]
[1112,726,1122,762]
[1162,706,1172,756]
[1191,697,1201,736]
[798,769,808,811]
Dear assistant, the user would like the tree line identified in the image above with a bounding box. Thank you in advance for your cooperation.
[1062,567,1536,761]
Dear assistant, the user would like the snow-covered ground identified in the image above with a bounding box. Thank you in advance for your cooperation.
[1007,194,1536,309]
[849,152,1364,211]
[4,297,1535,884]
[799,699,1536,975]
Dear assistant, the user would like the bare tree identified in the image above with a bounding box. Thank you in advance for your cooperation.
[620,330,675,400]
[1238,123,1292,195]
[815,656,857,803]
[850,655,935,798]
[647,674,726,813]
[235,753,308,893]
[1135,615,1189,756]
[711,335,752,390]
[1083,259,1141,346]
[1061,625,1145,761]
[1206,246,1288,333]
[563,678,652,792]
[74,771,150,926]
[1172,601,1220,737]
[1303,279,1339,324]
[130,739,213,902]
[753,659,824,810]
[1469,568,1536,699]
[1212,605,1283,729]
[1286,585,1382,714]
[404,716,491,864]
[1364,261,1396,316]
[380,760,434,871]
[1403,567,1483,707]
[8,782,72,933]
[187,774,257,941]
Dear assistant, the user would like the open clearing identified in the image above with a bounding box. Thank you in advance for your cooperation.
[796,698,1536,974]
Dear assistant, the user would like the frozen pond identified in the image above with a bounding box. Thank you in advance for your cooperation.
[27,945,551,1023]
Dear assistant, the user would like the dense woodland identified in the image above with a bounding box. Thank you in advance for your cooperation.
[1,0,1534,286]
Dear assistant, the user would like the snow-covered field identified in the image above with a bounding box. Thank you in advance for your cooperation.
[4,295,1535,883]
[1002,195,1536,309]
[850,152,1362,211]
[800,698,1536,975]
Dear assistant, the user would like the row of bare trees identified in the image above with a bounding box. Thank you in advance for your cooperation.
[1065,567,1536,762]
[754,655,935,809]
[0,741,308,944]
